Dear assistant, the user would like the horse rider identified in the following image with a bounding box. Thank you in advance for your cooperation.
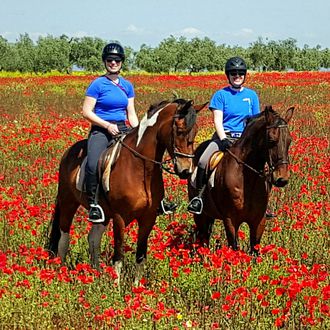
[188,56,276,218]
[83,41,175,223]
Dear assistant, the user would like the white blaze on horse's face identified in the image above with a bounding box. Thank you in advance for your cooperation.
[136,109,162,146]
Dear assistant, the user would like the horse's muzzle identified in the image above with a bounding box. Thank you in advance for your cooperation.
[177,168,191,179]
[274,177,289,187]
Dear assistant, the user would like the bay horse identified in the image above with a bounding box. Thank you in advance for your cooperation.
[47,98,206,283]
[188,105,294,254]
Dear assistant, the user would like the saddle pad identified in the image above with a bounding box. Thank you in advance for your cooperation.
[76,157,87,192]
[190,166,217,189]
[190,167,198,188]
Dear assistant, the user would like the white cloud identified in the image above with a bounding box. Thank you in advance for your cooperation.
[175,27,203,38]
[69,31,92,38]
[234,28,254,37]
[124,24,145,35]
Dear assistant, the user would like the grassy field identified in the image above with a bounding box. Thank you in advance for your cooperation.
[0,72,329,329]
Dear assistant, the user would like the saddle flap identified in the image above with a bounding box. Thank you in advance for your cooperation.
[101,137,124,192]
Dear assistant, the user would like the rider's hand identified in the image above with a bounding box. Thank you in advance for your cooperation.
[106,123,120,135]
[219,138,232,151]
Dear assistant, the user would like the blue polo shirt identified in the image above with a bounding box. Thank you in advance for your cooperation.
[86,76,135,122]
[209,86,260,133]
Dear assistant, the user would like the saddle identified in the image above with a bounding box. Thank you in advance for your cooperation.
[190,150,224,188]
[76,136,125,192]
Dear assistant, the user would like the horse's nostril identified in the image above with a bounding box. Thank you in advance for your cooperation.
[275,178,288,187]
[179,170,189,179]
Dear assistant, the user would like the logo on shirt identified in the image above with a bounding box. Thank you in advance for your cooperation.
[243,98,252,114]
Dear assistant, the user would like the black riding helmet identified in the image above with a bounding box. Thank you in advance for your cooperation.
[102,42,125,62]
[225,56,247,76]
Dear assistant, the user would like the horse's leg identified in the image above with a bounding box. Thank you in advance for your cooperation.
[57,198,79,263]
[47,198,61,257]
[249,217,266,255]
[112,214,126,284]
[194,213,214,246]
[48,194,79,263]
[223,218,239,250]
[134,215,156,286]
[88,223,107,270]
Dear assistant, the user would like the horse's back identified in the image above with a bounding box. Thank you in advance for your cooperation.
[60,139,87,166]
[58,139,87,188]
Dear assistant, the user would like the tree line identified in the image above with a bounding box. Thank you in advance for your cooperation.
[0,34,329,73]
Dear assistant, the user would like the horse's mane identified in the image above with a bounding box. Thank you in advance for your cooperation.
[147,99,196,129]
[147,100,171,118]
[245,107,282,129]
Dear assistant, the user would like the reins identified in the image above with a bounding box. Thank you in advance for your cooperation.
[226,122,290,182]
[226,149,266,178]
[114,136,175,173]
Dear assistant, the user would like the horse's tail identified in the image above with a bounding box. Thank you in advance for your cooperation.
[45,197,61,258]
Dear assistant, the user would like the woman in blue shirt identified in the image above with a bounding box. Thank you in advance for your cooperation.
[188,57,261,215]
[82,42,139,223]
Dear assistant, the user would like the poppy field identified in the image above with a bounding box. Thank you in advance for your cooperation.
[0,72,329,329]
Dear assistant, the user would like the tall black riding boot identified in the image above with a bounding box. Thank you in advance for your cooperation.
[188,167,207,215]
[85,174,105,223]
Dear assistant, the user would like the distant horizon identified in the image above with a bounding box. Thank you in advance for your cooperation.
[1,0,329,51]
[1,33,328,52]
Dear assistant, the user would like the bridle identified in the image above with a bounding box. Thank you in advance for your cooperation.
[114,102,196,174]
[227,122,290,181]
[266,123,290,173]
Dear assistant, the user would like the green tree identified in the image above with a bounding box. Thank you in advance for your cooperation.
[135,44,159,72]
[14,33,36,72]
[0,36,10,71]
[34,35,71,73]
[70,37,104,72]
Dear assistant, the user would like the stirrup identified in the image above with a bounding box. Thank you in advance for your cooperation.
[187,197,203,215]
[88,204,105,223]
[159,200,177,215]
[265,208,277,219]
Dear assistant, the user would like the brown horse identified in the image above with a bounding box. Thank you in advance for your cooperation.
[188,105,294,254]
[47,98,206,283]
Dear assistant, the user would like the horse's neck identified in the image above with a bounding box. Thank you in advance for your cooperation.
[130,123,166,163]
[235,129,267,170]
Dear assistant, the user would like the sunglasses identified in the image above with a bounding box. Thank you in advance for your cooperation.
[229,71,246,76]
[106,56,122,63]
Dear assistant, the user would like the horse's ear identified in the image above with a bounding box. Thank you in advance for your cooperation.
[264,105,274,125]
[284,107,294,123]
[194,102,209,113]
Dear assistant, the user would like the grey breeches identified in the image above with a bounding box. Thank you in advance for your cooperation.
[197,132,238,169]
[198,141,220,169]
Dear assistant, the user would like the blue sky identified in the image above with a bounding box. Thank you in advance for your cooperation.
[1,0,329,50]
